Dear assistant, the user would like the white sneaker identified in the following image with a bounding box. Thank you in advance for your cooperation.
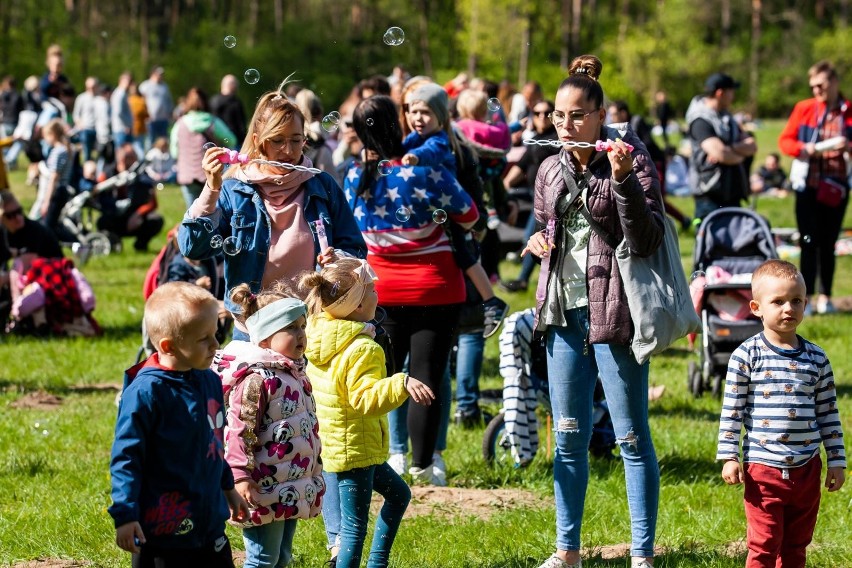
[388,453,407,476]
[408,464,447,486]
[632,560,654,568]
[431,453,447,485]
[817,297,837,314]
[537,554,581,568]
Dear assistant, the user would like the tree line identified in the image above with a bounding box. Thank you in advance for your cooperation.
[1,0,849,119]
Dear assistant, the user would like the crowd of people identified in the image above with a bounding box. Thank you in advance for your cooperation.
[1,45,849,568]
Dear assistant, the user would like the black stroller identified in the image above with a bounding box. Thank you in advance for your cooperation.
[687,207,778,397]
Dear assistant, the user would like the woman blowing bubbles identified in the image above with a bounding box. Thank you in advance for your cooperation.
[523,55,665,568]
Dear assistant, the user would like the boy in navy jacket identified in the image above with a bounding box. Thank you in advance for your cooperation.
[109,281,249,567]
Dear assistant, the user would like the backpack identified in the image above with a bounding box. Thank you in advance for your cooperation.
[142,225,181,300]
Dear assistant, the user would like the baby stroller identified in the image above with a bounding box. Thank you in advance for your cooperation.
[136,226,232,363]
[687,207,778,397]
[482,309,615,467]
[57,189,114,265]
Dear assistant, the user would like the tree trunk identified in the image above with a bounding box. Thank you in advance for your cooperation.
[749,0,761,114]
[274,0,283,33]
[560,0,570,69]
[518,10,531,86]
[467,0,479,77]
[79,0,90,76]
[721,0,731,50]
[248,0,258,48]
[571,0,581,55]
[140,0,150,69]
[418,0,433,78]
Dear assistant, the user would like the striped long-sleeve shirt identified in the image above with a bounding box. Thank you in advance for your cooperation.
[716,333,846,469]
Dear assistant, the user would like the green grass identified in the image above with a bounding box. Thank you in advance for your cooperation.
[2,132,852,567]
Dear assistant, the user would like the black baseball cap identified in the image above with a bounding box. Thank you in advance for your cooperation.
[705,73,741,92]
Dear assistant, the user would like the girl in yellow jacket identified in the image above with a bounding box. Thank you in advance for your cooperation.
[300,258,433,568]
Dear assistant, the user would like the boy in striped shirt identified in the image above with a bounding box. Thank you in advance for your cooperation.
[717,259,845,568]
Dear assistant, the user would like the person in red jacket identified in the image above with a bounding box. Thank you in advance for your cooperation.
[778,60,852,315]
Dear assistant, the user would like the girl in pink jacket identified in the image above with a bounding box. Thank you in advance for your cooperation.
[214,281,323,568]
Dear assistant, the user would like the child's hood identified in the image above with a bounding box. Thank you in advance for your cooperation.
[304,312,371,367]
[123,352,189,390]
[180,110,217,133]
[212,340,305,392]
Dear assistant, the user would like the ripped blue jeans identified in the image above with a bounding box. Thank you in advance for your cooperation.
[546,307,659,558]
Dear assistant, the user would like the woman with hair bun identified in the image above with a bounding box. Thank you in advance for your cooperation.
[523,55,664,568]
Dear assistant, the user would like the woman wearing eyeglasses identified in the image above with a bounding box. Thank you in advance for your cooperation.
[179,80,366,341]
[170,86,236,208]
[522,55,664,568]
[779,60,852,315]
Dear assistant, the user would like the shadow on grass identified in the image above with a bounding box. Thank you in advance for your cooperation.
[657,452,721,483]
[452,548,747,567]
[0,454,54,478]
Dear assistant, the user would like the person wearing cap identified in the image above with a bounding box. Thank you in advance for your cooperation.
[778,60,852,315]
[138,66,174,150]
[685,72,757,221]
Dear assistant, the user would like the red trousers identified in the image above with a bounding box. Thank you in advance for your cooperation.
[743,456,822,568]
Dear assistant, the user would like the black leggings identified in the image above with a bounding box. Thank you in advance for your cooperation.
[131,535,234,568]
[382,303,460,469]
[795,186,850,297]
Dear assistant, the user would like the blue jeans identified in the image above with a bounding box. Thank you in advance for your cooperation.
[455,332,485,414]
[321,471,340,550]
[336,463,411,568]
[181,181,205,209]
[242,520,298,567]
[78,128,96,161]
[546,307,659,557]
[388,356,450,455]
[147,119,170,150]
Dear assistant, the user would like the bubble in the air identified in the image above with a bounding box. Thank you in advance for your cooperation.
[486,97,501,112]
[432,209,448,224]
[156,183,164,191]
[383,27,405,46]
[378,160,394,176]
[223,236,242,256]
[395,206,411,222]
[202,142,217,151]
[801,234,812,244]
[366,118,375,126]
[321,114,339,132]
[224,35,237,48]
[199,218,214,233]
[244,68,260,84]
[690,270,706,283]
[210,234,223,249]
[328,111,341,122]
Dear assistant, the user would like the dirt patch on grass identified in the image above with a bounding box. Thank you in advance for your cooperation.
[68,382,122,393]
[832,295,852,312]
[403,485,545,520]
[9,390,64,410]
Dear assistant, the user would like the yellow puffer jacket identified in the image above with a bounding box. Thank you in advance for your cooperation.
[304,312,407,473]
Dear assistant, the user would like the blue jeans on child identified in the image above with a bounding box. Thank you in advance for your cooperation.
[336,463,411,568]
[454,332,485,416]
[242,520,298,568]
[546,307,659,558]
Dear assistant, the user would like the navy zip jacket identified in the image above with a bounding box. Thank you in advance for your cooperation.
[108,354,233,548]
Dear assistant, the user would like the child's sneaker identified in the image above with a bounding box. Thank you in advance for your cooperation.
[482,297,508,338]
[431,453,447,485]
[388,453,407,476]
[631,560,653,568]
[537,554,581,568]
[409,464,447,487]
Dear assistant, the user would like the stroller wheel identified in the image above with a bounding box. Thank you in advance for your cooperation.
[688,361,704,398]
[711,374,724,397]
[482,412,516,467]
[85,232,113,257]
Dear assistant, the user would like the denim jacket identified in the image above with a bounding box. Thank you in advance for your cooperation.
[178,172,366,314]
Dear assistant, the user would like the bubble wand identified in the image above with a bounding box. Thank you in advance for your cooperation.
[216,149,323,174]
[523,139,635,152]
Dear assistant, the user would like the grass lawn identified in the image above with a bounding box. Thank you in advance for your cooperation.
[1,125,851,566]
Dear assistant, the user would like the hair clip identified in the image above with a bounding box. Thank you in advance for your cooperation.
[330,282,340,298]
[248,293,257,301]
[573,67,590,76]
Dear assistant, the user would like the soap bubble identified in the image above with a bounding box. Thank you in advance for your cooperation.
[328,111,341,122]
[801,234,812,244]
[378,160,394,176]
[395,207,411,222]
[156,183,164,191]
[42,430,49,436]
[432,209,448,224]
[224,35,237,48]
[321,114,339,132]
[202,142,217,151]
[198,218,214,233]
[244,68,260,84]
[210,234,223,249]
[486,97,501,112]
[366,118,374,126]
[223,236,242,256]
[383,27,405,46]
[690,270,706,283]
